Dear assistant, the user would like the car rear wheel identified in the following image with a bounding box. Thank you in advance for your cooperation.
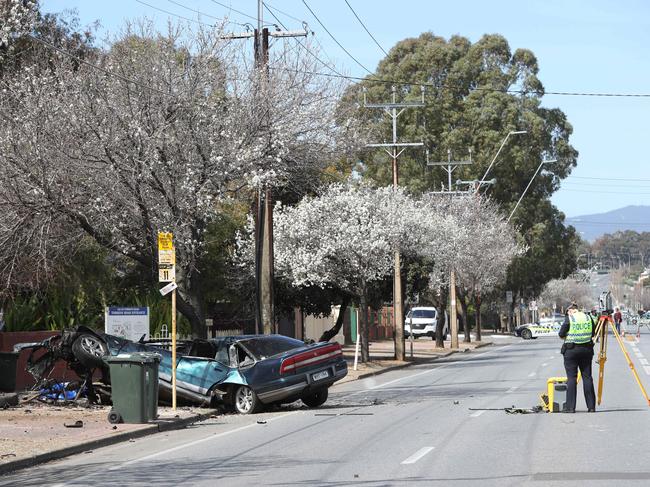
[234,385,261,414]
[521,328,533,340]
[302,388,328,408]
[72,334,108,369]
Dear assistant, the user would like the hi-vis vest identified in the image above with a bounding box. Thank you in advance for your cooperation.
[566,311,593,344]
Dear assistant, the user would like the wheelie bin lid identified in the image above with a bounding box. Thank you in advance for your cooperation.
[106,352,161,364]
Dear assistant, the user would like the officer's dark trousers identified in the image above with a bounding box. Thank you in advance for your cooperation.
[564,345,596,411]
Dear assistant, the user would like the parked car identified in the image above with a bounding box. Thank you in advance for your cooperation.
[404,307,448,340]
[14,327,347,414]
[516,316,563,340]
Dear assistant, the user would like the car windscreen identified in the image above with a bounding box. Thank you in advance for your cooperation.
[411,309,436,319]
[237,336,306,360]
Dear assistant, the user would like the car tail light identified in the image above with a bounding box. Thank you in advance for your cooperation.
[280,343,342,374]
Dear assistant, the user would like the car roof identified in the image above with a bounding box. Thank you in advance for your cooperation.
[411,307,436,310]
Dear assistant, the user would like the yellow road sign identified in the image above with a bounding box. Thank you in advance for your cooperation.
[158,232,173,251]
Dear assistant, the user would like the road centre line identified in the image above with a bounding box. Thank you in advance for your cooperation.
[641,358,649,365]
[644,366,650,376]
[401,446,435,464]
[470,410,485,418]
[528,372,536,377]
[506,386,519,393]
[541,363,548,367]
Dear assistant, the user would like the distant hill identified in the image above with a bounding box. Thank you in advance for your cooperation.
[566,205,650,242]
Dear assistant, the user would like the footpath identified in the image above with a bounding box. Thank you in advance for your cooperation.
[0,336,498,475]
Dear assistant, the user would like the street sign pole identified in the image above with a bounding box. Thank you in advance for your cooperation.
[171,287,177,410]
[158,232,176,410]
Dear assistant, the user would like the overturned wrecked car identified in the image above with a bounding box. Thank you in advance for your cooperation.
[14,327,348,414]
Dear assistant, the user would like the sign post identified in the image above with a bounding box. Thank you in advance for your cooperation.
[158,232,176,410]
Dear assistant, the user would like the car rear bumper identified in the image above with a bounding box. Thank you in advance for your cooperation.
[257,361,347,404]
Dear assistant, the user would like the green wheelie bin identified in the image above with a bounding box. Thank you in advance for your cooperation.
[106,352,161,424]
[0,352,19,392]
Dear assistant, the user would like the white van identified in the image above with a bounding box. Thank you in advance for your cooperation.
[404,307,448,340]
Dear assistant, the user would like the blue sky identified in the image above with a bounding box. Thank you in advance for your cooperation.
[42,0,650,218]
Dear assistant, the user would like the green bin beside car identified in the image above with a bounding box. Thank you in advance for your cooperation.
[106,352,160,424]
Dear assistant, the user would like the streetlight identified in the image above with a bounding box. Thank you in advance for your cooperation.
[475,130,527,193]
[507,158,557,223]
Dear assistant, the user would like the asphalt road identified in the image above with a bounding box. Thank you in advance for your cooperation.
[3,332,650,487]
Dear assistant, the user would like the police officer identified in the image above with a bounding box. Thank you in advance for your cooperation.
[558,304,596,413]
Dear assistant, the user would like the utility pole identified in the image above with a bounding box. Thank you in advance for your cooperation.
[222,2,307,335]
[427,150,472,349]
[365,85,424,361]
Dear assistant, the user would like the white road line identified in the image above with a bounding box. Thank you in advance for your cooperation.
[470,410,486,418]
[640,358,649,365]
[635,352,644,358]
[644,366,650,376]
[401,446,435,464]
[528,372,536,378]
[541,363,548,367]
[506,386,519,393]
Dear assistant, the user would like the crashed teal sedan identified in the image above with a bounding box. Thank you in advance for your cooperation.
[110,334,348,414]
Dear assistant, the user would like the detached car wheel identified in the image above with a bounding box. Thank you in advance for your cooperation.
[521,328,533,340]
[234,385,261,414]
[302,388,329,408]
[72,334,108,368]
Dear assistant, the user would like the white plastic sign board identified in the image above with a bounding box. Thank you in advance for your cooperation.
[105,307,149,341]
[159,281,178,296]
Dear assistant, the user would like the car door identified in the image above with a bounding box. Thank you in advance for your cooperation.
[175,343,230,396]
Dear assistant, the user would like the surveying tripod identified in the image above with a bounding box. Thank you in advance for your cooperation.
[593,312,650,406]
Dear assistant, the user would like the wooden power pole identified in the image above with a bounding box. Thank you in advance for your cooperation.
[365,86,424,361]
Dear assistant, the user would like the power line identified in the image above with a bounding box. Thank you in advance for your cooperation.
[135,0,219,27]
[343,0,388,56]
[26,34,174,98]
[301,0,373,75]
[567,175,650,182]
[263,3,349,79]
[562,181,650,189]
[561,188,650,195]
[566,220,650,226]
[269,65,650,99]
[209,0,272,25]
[165,0,234,23]
[264,1,304,23]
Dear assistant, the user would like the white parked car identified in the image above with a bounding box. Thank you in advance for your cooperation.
[404,307,448,340]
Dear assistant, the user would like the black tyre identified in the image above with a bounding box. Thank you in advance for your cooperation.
[107,410,122,424]
[234,385,261,414]
[72,334,108,368]
[302,388,329,408]
[521,328,533,340]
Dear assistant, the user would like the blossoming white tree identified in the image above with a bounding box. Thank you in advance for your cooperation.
[273,183,425,361]
[0,22,358,336]
[0,0,36,51]
[453,197,522,341]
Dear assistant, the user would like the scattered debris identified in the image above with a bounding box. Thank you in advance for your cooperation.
[453,400,460,405]
[0,453,16,459]
[64,420,84,428]
[256,420,267,424]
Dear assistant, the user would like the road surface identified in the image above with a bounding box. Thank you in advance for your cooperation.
[3,332,650,486]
